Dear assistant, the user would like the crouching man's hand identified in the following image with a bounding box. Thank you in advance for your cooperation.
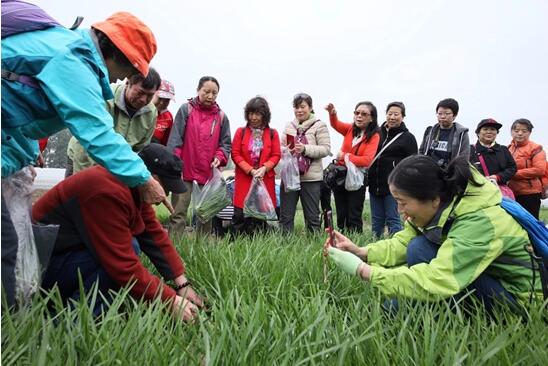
[171,295,199,322]
[170,275,206,322]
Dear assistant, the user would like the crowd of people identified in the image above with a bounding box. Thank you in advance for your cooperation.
[2,2,547,322]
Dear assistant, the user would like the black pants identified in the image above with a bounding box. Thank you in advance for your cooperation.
[332,185,366,233]
[279,181,321,233]
[516,193,541,219]
[1,194,18,308]
[320,182,332,212]
[231,207,270,236]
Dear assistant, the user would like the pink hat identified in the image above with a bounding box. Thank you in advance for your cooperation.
[157,79,175,101]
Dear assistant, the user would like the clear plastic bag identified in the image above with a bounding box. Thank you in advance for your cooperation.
[1,167,41,303]
[243,179,277,221]
[193,168,231,223]
[280,148,301,192]
[344,156,364,191]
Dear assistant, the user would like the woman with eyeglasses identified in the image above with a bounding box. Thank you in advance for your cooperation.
[280,93,331,233]
[418,98,470,168]
[368,102,418,238]
[325,101,380,233]
[508,118,546,219]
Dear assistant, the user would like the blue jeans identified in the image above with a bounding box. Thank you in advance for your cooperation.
[369,192,402,238]
[384,235,519,315]
[42,238,141,317]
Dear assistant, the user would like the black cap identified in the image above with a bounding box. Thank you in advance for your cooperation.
[138,143,186,194]
[475,118,503,134]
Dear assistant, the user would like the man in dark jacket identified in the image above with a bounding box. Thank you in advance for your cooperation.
[32,144,203,321]
[418,98,470,167]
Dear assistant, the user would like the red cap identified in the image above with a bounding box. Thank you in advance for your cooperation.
[92,12,157,76]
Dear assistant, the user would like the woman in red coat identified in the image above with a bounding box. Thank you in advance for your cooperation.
[231,96,281,234]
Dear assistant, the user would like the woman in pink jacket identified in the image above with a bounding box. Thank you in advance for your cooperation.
[167,76,232,235]
[231,96,281,235]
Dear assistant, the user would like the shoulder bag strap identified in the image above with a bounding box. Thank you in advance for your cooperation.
[477,153,490,176]
[369,132,404,167]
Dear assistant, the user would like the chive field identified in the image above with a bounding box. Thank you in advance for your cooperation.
[2,206,547,365]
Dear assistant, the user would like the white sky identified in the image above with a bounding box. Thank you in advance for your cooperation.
[34,0,548,153]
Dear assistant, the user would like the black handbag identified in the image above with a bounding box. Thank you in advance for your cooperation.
[323,135,368,190]
[323,131,405,190]
[323,161,347,189]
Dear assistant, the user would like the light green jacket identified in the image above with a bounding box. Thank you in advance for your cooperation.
[366,170,536,301]
[67,82,157,173]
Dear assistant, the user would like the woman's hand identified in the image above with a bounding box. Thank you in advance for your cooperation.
[325,103,336,115]
[324,230,367,260]
[327,246,363,276]
[294,143,305,155]
[211,157,221,168]
[252,166,266,179]
[336,151,346,160]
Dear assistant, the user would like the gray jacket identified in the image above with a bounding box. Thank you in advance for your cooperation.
[419,122,470,164]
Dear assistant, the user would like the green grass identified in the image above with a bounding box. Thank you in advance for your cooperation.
[2,204,548,365]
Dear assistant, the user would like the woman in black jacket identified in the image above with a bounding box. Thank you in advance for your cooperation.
[469,118,516,185]
[368,102,418,238]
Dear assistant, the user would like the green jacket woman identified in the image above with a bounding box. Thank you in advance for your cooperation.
[327,155,538,312]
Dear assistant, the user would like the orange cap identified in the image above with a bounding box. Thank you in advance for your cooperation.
[92,12,157,76]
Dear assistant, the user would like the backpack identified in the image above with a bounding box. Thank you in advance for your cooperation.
[500,197,548,300]
[441,195,548,301]
[1,0,83,88]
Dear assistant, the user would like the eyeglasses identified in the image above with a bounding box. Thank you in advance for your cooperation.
[436,112,453,117]
[354,111,371,117]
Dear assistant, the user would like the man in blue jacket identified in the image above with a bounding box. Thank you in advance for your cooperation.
[1,9,168,307]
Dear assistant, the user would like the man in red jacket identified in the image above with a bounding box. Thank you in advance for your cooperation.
[32,144,203,321]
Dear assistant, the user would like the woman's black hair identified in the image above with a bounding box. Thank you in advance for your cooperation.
[511,118,534,132]
[386,101,406,117]
[94,29,136,73]
[244,96,271,126]
[388,155,483,203]
[293,93,314,113]
[353,101,379,140]
[197,76,220,91]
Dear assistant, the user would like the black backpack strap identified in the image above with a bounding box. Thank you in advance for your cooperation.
[69,16,84,30]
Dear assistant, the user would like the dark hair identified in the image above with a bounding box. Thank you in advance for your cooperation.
[353,101,379,141]
[511,118,534,132]
[197,76,220,91]
[436,98,459,116]
[388,155,482,203]
[293,93,314,113]
[93,29,136,73]
[244,96,271,126]
[386,101,406,117]
[128,67,161,90]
